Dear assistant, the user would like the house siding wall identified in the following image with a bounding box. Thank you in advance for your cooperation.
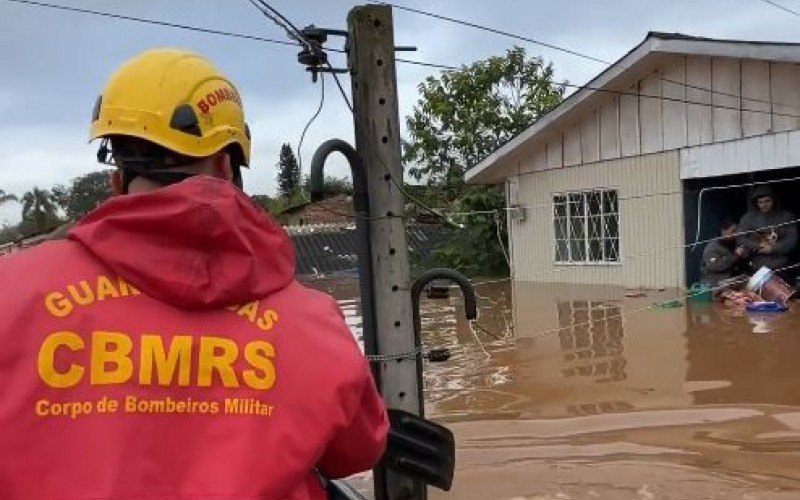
[517,56,800,174]
[509,151,684,288]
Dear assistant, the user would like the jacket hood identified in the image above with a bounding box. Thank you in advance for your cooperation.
[69,176,295,309]
[750,185,778,207]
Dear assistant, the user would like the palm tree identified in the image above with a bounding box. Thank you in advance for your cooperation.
[21,187,58,235]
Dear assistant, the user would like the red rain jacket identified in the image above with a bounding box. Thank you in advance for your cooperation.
[0,177,388,499]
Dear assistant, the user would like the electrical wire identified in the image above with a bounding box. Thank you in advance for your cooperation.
[360,0,610,65]
[382,2,797,112]
[661,77,795,110]
[396,57,800,120]
[692,174,800,249]
[297,75,325,172]
[328,71,354,112]
[756,0,800,17]
[494,211,511,268]
[248,0,313,48]
[2,0,302,47]
[13,0,794,117]
[243,0,353,115]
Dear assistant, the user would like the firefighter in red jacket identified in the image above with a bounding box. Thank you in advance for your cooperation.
[0,49,388,499]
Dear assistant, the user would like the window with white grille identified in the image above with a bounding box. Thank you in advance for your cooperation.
[553,189,619,264]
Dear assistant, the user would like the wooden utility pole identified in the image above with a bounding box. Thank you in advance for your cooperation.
[348,5,426,500]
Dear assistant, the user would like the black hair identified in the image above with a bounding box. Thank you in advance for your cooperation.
[720,218,737,231]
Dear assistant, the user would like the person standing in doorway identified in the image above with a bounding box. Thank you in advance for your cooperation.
[736,185,797,272]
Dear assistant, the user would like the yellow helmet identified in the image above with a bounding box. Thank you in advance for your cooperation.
[90,48,250,167]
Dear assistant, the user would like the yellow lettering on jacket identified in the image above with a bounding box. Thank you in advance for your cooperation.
[256,309,279,332]
[243,341,276,390]
[44,292,73,318]
[90,331,133,385]
[117,277,141,296]
[236,301,259,322]
[38,331,85,388]
[44,276,143,318]
[37,331,277,391]
[197,337,240,388]
[95,275,120,300]
[229,300,279,332]
[139,335,192,386]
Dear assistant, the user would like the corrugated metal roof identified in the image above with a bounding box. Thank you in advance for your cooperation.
[289,223,452,277]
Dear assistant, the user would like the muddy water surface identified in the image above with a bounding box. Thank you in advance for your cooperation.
[306,277,800,499]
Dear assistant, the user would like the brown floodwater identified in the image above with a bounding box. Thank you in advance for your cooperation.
[305,277,800,499]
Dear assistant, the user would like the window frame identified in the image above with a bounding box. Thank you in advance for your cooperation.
[552,188,621,266]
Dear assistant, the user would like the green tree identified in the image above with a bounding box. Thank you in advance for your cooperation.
[52,170,113,222]
[250,194,274,213]
[430,187,509,277]
[20,187,60,236]
[303,174,353,198]
[276,143,301,198]
[404,46,564,186]
[0,224,22,245]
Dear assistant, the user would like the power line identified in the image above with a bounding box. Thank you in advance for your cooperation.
[366,0,611,65]
[246,0,307,47]
[12,0,789,117]
[395,57,800,119]
[2,0,301,48]
[242,0,353,111]
[329,71,354,112]
[384,1,794,109]
[297,75,326,172]
[662,77,796,110]
[248,0,314,48]
[756,0,800,17]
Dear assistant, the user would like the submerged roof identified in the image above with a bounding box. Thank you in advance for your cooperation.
[465,32,800,184]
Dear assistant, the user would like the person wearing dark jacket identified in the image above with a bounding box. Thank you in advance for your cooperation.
[736,185,797,271]
[701,219,741,287]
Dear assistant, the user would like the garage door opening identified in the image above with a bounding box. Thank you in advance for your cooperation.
[683,167,800,286]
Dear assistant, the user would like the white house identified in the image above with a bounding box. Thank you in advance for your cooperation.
[465,32,800,288]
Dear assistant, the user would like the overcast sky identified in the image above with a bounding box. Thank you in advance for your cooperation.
[0,0,798,224]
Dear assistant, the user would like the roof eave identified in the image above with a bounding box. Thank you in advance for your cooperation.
[465,36,657,184]
[465,34,800,184]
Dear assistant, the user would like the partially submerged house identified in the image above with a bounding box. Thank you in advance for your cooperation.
[466,32,800,288]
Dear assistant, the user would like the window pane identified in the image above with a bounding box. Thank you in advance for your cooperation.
[569,217,585,241]
[605,238,619,261]
[554,217,567,240]
[603,214,619,238]
[569,193,584,217]
[587,191,602,215]
[554,196,566,217]
[556,240,568,262]
[570,240,586,261]
[588,216,602,239]
[589,239,603,261]
[603,190,618,213]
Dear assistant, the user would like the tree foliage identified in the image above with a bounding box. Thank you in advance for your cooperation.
[303,174,353,198]
[276,143,301,198]
[52,170,113,222]
[429,187,509,277]
[20,187,60,236]
[404,46,564,185]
